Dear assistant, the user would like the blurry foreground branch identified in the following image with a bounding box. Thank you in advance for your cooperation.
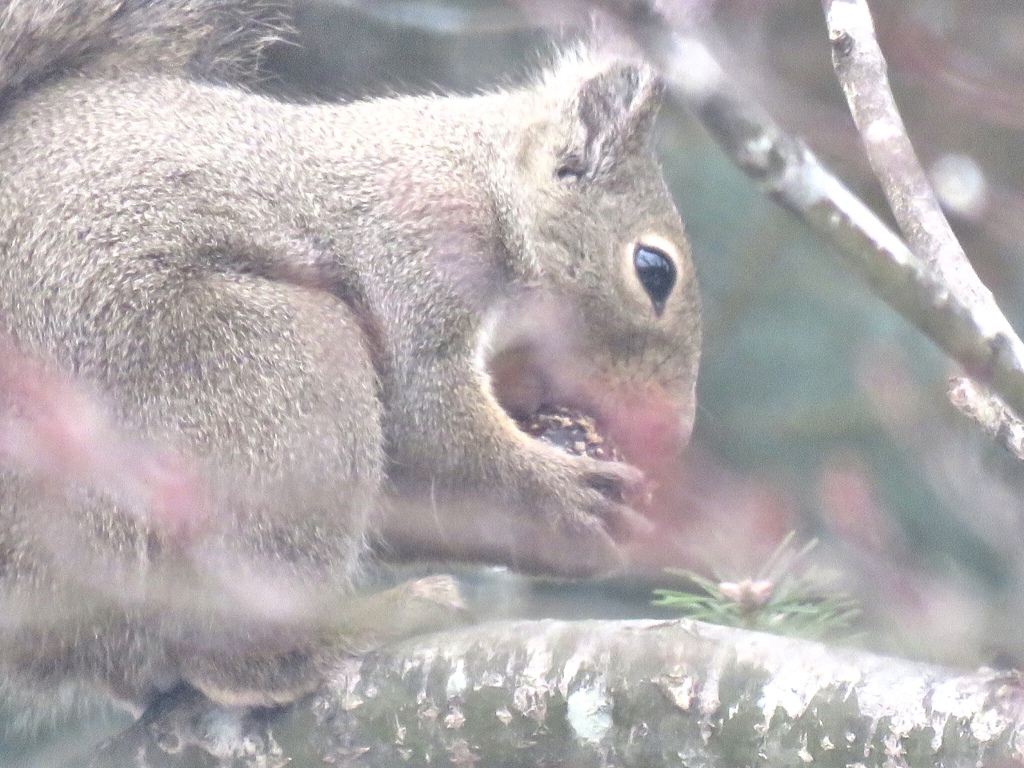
[89,617,1024,767]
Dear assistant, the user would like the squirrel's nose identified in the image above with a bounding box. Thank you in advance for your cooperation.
[598,382,693,477]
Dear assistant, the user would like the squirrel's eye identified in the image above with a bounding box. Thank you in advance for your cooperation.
[633,244,676,314]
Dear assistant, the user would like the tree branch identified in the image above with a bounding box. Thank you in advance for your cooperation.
[948,376,1024,462]
[87,617,1024,767]
[823,0,984,305]
[821,0,1024,456]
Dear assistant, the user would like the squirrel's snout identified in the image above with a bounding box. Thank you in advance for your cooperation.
[586,380,695,476]
[487,337,694,480]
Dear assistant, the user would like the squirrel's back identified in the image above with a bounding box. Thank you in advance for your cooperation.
[0,0,288,113]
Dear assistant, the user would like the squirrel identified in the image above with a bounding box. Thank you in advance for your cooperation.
[0,0,701,718]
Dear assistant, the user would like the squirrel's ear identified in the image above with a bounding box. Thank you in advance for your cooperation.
[553,59,663,182]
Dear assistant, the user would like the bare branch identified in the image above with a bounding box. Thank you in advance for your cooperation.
[821,0,1024,454]
[88,617,1024,767]
[948,377,1024,463]
[823,0,985,306]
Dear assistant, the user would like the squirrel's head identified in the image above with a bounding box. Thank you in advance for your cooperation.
[485,51,701,472]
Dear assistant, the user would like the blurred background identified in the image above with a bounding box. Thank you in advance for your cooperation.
[10,0,1024,762]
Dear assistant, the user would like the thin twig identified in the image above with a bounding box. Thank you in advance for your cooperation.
[823,0,987,306]
[948,376,1024,462]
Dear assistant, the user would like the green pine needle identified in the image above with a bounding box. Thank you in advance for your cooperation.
[653,533,861,641]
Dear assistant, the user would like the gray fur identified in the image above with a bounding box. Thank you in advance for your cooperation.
[0,0,288,108]
[0,2,700,715]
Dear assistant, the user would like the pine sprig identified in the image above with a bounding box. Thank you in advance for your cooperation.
[653,533,861,641]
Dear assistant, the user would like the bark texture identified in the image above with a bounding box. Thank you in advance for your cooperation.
[88,618,1024,767]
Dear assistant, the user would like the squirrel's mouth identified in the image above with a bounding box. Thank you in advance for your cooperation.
[486,343,623,463]
[486,334,692,484]
[514,406,622,462]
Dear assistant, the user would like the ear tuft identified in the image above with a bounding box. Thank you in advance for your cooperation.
[550,55,664,182]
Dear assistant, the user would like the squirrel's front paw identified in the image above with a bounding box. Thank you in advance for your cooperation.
[568,454,649,535]
[515,449,650,576]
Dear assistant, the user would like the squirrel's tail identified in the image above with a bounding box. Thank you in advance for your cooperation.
[0,0,290,109]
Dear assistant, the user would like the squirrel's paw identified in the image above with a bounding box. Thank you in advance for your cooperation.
[570,455,649,536]
[516,450,650,576]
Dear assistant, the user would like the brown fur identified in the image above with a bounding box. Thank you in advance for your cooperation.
[0,1,700,715]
